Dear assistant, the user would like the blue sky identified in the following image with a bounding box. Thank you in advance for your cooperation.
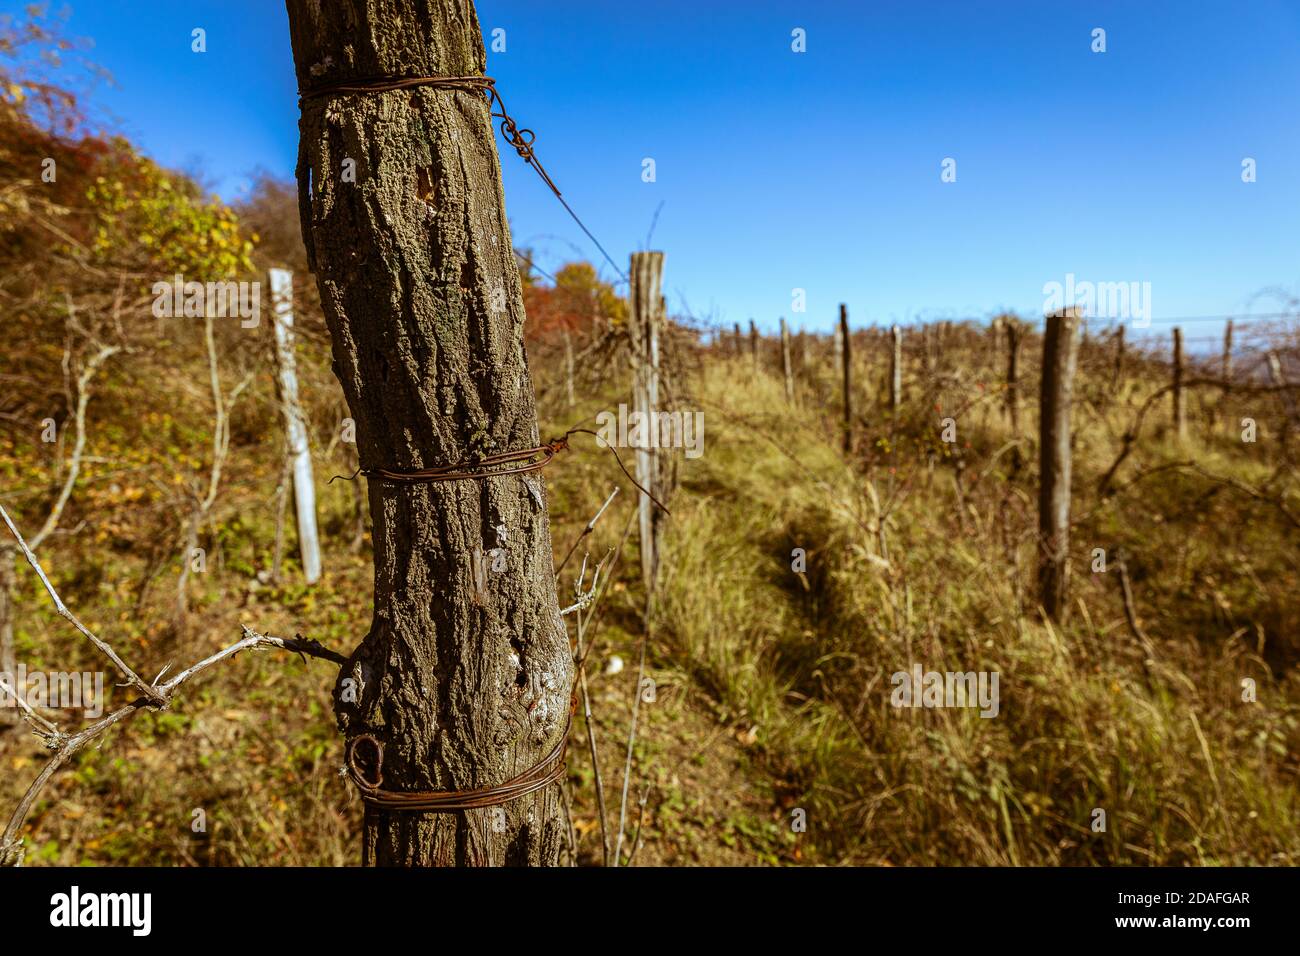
[11,0,1300,341]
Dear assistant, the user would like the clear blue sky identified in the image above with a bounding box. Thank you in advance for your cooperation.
[11,0,1300,341]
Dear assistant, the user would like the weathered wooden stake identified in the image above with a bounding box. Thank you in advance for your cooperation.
[1111,323,1125,393]
[631,251,664,599]
[1267,350,1295,446]
[839,304,852,453]
[779,316,794,402]
[889,323,903,412]
[733,321,742,357]
[563,327,575,408]
[268,268,321,584]
[748,319,759,373]
[1222,319,1234,385]
[1006,320,1021,434]
[1172,326,1186,443]
[288,0,572,865]
[1037,307,1081,622]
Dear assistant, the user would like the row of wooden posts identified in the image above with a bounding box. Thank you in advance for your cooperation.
[723,307,1278,623]
[249,258,672,602]
[276,249,1280,629]
[731,312,1251,444]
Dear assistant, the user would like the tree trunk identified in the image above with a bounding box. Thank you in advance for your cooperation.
[287,0,572,867]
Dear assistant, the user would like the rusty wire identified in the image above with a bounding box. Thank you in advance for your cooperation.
[299,73,628,281]
[330,427,670,515]
[346,696,575,812]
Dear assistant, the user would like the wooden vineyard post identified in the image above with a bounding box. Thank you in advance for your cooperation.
[1267,350,1295,447]
[287,0,574,866]
[268,268,322,584]
[890,323,903,412]
[1037,307,1081,622]
[1111,323,1125,394]
[749,319,760,373]
[631,251,665,600]
[839,304,852,454]
[1006,320,1021,435]
[1222,319,1234,387]
[780,316,794,403]
[1173,326,1186,443]
[733,322,743,358]
[563,327,576,408]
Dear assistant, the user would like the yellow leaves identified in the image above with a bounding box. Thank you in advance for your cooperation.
[5,82,24,103]
[85,148,256,276]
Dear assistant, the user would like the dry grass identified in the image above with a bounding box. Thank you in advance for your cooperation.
[2,323,1297,866]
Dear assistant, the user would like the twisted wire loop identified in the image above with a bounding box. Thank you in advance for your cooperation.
[298,72,628,280]
[330,427,671,515]
[299,74,561,199]
[360,434,570,485]
[346,698,575,812]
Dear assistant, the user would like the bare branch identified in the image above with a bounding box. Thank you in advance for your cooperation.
[556,485,619,577]
[0,502,164,704]
[0,674,65,744]
[613,609,650,867]
[0,625,342,866]
[29,335,120,552]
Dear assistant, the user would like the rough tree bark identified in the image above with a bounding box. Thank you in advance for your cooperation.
[287,0,573,866]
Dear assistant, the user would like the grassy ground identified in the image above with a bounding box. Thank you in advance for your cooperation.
[2,324,1297,866]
